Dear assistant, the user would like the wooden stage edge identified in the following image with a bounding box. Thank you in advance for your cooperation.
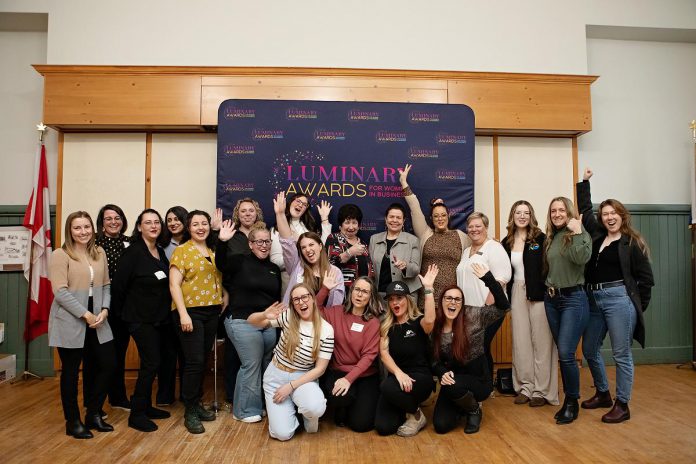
[0,364,694,463]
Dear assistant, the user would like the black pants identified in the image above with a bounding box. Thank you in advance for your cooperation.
[155,321,182,405]
[174,307,219,407]
[374,371,434,436]
[320,369,380,433]
[432,373,492,434]
[223,330,241,403]
[484,315,505,383]
[129,322,168,413]
[58,328,115,421]
[89,311,130,406]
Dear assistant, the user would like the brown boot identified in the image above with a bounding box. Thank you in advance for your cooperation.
[580,389,613,409]
[601,400,630,423]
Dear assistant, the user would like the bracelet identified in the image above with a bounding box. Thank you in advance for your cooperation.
[289,381,295,391]
[423,288,433,295]
[402,186,413,196]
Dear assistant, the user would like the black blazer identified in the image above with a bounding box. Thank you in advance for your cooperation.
[110,240,171,324]
[576,180,655,347]
[502,232,547,302]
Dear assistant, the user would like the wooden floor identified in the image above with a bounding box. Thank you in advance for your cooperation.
[1,365,695,464]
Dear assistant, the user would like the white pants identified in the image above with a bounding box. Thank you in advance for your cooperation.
[263,362,327,441]
[511,282,560,405]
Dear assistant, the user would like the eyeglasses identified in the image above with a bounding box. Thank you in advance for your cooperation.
[353,287,370,296]
[142,220,161,226]
[293,198,309,208]
[443,296,463,304]
[291,293,312,305]
[432,213,448,219]
[250,239,272,246]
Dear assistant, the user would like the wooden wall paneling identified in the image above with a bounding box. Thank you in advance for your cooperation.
[492,136,500,239]
[447,79,593,135]
[55,131,64,247]
[42,74,202,126]
[201,85,448,126]
[145,133,152,208]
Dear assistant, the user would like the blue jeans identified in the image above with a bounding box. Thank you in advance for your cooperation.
[582,285,637,403]
[224,317,276,419]
[544,289,589,399]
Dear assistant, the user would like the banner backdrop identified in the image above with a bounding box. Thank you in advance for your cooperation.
[217,100,475,234]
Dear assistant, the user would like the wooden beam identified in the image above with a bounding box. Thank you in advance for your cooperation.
[493,136,500,239]
[145,133,152,208]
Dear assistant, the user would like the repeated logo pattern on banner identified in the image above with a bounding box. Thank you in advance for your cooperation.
[217,100,475,233]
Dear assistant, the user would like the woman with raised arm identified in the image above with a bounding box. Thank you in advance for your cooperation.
[501,201,558,408]
[247,287,334,441]
[399,164,470,308]
[49,211,115,439]
[374,265,438,437]
[577,168,654,424]
[95,204,131,412]
[169,210,225,434]
[369,202,421,297]
[456,211,512,385]
[273,192,345,306]
[543,197,592,425]
[325,203,374,291]
[215,219,281,423]
[318,269,381,432]
[431,262,511,434]
[110,209,172,432]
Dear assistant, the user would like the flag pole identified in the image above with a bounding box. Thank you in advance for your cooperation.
[13,123,48,383]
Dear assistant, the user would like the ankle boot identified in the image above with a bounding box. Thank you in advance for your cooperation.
[195,403,216,421]
[85,412,114,432]
[555,397,579,425]
[581,389,613,409]
[184,405,205,434]
[65,419,93,439]
[453,392,478,413]
[601,400,630,424]
[464,406,482,434]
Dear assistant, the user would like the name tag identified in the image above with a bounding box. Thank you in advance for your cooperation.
[124,242,130,248]
[350,322,364,332]
[154,270,167,280]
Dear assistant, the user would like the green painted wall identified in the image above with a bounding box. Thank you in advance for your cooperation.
[0,205,55,376]
[598,204,693,364]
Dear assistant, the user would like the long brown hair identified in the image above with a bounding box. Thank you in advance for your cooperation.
[543,197,579,272]
[344,276,383,321]
[432,286,470,364]
[598,199,650,258]
[284,284,323,361]
[296,231,331,294]
[504,200,542,249]
[62,211,100,261]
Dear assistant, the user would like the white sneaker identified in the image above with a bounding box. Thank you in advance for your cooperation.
[233,414,262,423]
[303,416,319,433]
[397,409,427,437]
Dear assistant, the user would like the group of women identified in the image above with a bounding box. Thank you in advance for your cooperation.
[47,164,653,441]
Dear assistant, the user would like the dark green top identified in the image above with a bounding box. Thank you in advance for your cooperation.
[545,227,591,288]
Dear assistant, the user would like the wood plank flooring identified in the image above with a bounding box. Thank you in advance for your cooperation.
[0,364,695,463]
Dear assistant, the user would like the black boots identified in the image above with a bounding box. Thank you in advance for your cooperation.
[184,405,205,434]
[601,399,630,423]
[65,419,93,439]
[195,403,216,421]
[581,389,613,409]
[555,396,579,425]
[453,392,483,434]
[84,413,114,432]
[128,397,158,432]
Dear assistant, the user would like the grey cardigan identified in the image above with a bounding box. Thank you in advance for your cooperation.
[369,230,422,293]
[48,248,113,348]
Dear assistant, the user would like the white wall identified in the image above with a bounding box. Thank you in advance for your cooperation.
[579,38,696,204]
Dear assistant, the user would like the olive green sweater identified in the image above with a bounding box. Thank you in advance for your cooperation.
[545,227,591,288]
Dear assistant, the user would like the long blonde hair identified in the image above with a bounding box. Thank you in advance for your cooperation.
[380,294,421,339]
[284,284,323,362]
[62,211,100,261]
[543,197,579,272]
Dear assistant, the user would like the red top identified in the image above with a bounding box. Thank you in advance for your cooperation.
[316,287,380,384]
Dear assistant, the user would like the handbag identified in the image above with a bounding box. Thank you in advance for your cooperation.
[495,367,515,395]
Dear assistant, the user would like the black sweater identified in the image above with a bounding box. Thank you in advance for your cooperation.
[502,232,547,301]
[110,240,171,324]
[215,240,281,320]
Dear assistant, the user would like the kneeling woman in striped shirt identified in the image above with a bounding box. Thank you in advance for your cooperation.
[248,284,335,441]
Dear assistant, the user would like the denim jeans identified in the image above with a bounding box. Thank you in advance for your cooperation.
[224,317,276,419]
[544,289,589,399]
[582,285,637,403]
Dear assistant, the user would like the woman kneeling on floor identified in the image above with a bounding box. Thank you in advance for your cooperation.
[248,284,334,441]
[431,263,511,434]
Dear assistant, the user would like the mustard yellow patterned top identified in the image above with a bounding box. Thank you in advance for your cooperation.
[170,240,223,309]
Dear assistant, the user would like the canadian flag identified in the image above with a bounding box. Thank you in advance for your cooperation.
[23,142,54,341]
